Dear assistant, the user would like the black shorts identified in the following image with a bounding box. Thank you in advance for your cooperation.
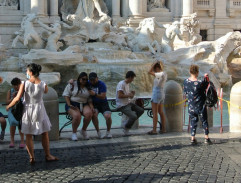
[0,112,4,118]
[94,102,111,115]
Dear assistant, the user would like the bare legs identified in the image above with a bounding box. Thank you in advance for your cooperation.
[104,113,112,132]
[92,111,100,132]
[10,126,24,145]
[92,112,112,132]
[0,117,6,132]
[82,105,93,131]
[26,132,58,164]
[151,102,166,133]
[68,108,81,133]
[25,134,34,163]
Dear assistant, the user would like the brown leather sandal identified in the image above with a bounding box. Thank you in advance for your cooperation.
[45,156,59,162]
[147,130,158,135]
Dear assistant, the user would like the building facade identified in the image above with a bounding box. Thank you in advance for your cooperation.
[0,0,241,49]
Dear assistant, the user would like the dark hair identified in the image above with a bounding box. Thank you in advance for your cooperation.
[77,72,88,94]
[154,60,164,72]
[27,63,42,77]
[125,71,136,79]
[11,77,21,86]
[190,64,199,75]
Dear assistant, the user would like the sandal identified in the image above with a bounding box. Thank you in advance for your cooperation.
[30,158,35,165]
[45,156,59,162]
[147,130,158,135]
[19,144,25,149]
[9,144,15,148]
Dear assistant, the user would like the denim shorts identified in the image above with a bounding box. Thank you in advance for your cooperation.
[151,87,165,104]
[65,101,88,113]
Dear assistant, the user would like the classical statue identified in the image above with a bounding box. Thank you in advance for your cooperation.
[147,0,165,11]
[12,14,45,50]
[37,19,62,52]
[161,21,183,53]
[62,0,108,22]
[0,0,18,6]
[183,13,202,45]
[129,18,161,54]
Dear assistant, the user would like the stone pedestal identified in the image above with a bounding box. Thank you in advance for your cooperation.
[164,80,183,132]
[35,87,59,141]
[230,81,241,132]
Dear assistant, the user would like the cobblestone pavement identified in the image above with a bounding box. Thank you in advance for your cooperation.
[1,137,241,183]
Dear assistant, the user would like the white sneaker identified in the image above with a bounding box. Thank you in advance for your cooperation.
[0,131,5,141]
[97,131,104,139]
[80,130,89,140]
[123,128,130,136]
[71,133,78,141]
[105,131,112,138]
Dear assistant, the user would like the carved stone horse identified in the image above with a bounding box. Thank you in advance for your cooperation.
[132,17,161,54]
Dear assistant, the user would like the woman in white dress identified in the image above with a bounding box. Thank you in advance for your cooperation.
[148,60,167,134]
[6,63,58,164]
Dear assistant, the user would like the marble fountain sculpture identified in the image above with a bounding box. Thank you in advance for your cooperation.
[0,0,241,100]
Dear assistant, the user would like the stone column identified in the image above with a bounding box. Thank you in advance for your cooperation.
[214,0,229,39]
[112,0,121,18]
[129,0,143,18]
[121,0,129,17]
[50,0,59,21]
[22,0,31,15]
[182,0,193,17]
[31,0,45,16]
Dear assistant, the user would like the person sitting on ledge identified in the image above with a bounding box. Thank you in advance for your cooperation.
[63,72,94,141]
[0,76,6,142]
[88,72,113,138]
[116,71,144,135]
[6,77,25,148]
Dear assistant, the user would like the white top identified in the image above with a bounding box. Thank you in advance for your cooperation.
[21,80,52,135]
[116,80,130,108]
[153,72,167,88]
[62,81,91,104]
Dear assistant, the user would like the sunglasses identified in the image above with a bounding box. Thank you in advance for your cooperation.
[81,78,88,81]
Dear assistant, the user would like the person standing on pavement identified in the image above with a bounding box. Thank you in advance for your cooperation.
[183,64,212,145]
[0,76,7,142]
[148,60,167,135]
[6,77,25,148]
[88,72,112,138]
[63,72,94,141]
[116,71,144,135]
[6,63,58,164]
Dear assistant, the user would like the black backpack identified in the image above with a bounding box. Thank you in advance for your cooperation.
[205,81,218,107]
